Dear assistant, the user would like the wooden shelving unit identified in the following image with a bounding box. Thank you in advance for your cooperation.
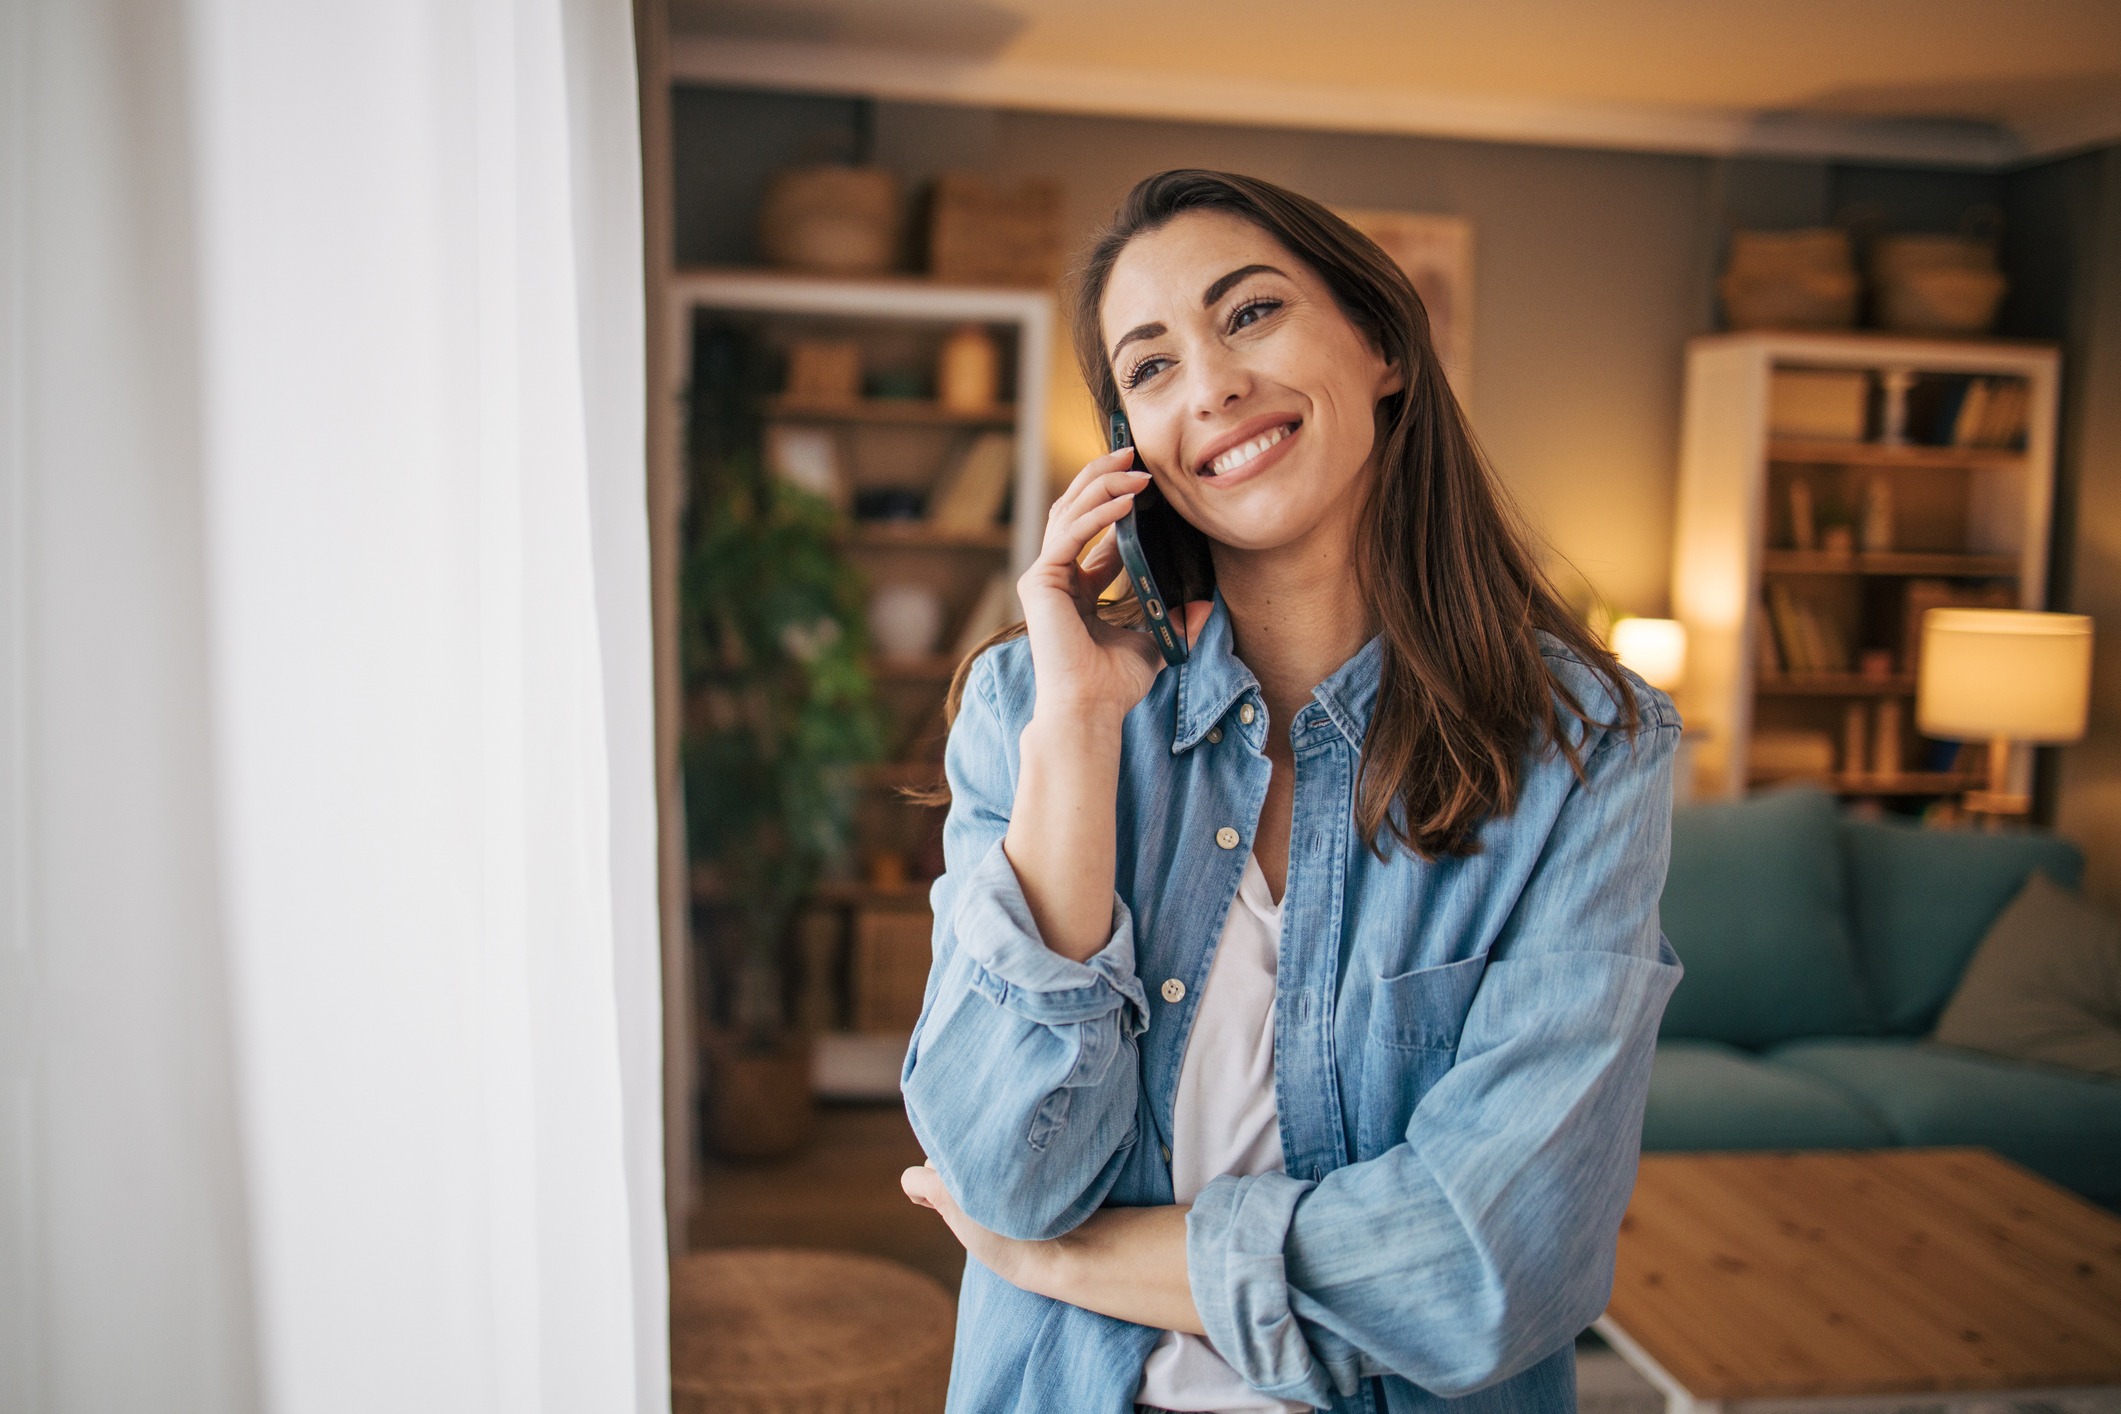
[1670,331,2059,805]
[667,267,1054,1096]
[1756,674,1917,697]
[840,524,1013,551]
[764,394,1017,427]
[1764,438,2027,471]
[1760,550,2020,578]
[1746,771,1974,797]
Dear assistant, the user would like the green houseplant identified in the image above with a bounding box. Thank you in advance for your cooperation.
[681,326,887,1155]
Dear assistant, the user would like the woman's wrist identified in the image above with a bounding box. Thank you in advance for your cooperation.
[1021,702,1129,757]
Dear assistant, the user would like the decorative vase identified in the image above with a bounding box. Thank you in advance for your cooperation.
[936,323,1001,412]
[867,582,943,660]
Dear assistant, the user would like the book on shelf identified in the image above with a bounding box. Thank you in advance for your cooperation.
[1766,583,1848,674]
[1943,376,2029,450]
[926,431,1014,532]
[1949,378,1990,447]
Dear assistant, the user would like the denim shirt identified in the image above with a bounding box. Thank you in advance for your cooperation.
[901,588,1683,1414]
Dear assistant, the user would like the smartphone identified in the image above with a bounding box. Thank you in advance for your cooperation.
[1108,409,1195,667]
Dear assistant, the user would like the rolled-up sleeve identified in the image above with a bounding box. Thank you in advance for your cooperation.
[1187,715,1685,1407]
[900,652,1149,1241]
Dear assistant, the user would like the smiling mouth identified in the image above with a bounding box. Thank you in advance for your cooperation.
[1200,420,1300,477]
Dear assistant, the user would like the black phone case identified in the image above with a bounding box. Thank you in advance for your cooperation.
[1108,411,1190,666]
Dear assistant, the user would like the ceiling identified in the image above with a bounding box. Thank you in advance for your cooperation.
[668,0,2121,167]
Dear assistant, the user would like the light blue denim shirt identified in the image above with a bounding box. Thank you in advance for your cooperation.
[901,588,1683,1413]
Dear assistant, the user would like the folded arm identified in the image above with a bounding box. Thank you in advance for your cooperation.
[900,654,1150,1242]
[1186,718,1685,1406]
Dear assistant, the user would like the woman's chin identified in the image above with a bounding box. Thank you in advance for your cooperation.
[1192,511,1317,555]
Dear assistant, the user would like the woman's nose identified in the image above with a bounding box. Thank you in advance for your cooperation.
[1183,342,1251,418]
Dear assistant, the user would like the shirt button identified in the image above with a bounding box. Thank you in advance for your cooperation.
[1215,826,1239,849]
[1239,702,1256,725]
[1161,977,1186,1003]
[1160,1142,1172,1163]
[1206,726,1223,744]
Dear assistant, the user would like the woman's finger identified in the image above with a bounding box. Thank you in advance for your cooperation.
[1044,473,1149,558]
[1048,447,1137,521]
[1076,521,1122,577]
[1039,490,1137,572]
[900,1165,938,1209]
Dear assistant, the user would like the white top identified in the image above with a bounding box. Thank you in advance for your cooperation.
[1135,852,1309,1414]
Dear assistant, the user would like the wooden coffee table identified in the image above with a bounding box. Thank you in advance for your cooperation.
[1597,1149,2121,1414]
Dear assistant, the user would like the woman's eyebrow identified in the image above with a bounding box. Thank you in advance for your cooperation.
[1109,321,1166,363]
[1201,263,1286,307]
[1107,264,1287,363]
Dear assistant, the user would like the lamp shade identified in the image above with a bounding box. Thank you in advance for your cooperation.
[1611,617,1687,691]
[1916,609,2093,742]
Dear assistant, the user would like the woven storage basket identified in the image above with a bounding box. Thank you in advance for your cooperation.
[671,1249,955,1414]
[1870,234,2006,334]
[759,167,903,276]
[1719,228,1858,330]
[1726,227,1853,279]
[1719,270,1860,330]
[925,174,1061,287]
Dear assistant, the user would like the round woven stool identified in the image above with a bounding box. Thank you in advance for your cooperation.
[671,1248,955,1414]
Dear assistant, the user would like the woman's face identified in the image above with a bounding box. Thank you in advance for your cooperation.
[1099,210,1404,555]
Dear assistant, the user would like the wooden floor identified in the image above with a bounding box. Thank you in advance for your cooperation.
[688,1101,968,1295]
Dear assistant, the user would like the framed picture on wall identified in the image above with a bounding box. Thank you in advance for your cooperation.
[1334,209,1474,411]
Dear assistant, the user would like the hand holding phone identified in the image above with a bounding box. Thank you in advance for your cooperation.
[1108,410,1191,667]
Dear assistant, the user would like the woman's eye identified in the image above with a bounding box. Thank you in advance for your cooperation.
[1123,356,1169,389]
[1230,298,1281,331]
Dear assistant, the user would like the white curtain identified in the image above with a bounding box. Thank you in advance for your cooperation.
[2,1,668,1411]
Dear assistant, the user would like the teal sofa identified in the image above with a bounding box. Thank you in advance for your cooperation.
[1646,787,2121,1207]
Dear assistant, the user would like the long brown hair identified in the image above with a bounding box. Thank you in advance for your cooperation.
[909,169,1636,858]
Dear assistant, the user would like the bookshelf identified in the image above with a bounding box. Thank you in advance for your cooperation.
[668,269,1055,1095]
[1670,331,2059,805]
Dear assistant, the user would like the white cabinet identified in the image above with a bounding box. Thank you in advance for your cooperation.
[1670,331,2059,803]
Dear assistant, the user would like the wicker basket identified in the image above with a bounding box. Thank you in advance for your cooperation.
[670,1249,955,1414]
[1720,228,1859,330]
[1726,227,1853,279]
[758,166,903,276]
[1870,234,2007,334]
[1876,266,2008,334]
[925,173,1061,287]
[1720,270,1860,330]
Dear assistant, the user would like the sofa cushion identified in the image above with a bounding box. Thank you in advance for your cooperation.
[1934,872,2121,1078]
[1769,1038,2121,1206]
[1841,817,2085,1035]
[1659,787,1879,1046]
[1644,1040,1893,1151]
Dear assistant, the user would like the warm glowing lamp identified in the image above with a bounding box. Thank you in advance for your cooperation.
[1916,609,2093,819]
[1611,617,1688,692]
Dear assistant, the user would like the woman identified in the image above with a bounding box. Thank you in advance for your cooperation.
[896,170,1682,1414]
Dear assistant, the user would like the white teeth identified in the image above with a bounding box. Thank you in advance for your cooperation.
[1205,423,1291,476]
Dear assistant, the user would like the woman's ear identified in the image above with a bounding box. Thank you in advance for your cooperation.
[1376,356,1408,399]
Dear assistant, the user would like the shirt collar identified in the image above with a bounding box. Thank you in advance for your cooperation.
[1170,587,1387,753]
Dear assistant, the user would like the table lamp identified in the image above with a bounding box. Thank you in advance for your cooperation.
[1915,608,2093,820]
[1611,617,1687,692]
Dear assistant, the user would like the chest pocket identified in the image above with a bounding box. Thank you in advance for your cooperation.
[1356,952,1489,1159]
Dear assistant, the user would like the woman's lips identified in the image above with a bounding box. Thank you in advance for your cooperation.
[1198,420,1300,486]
